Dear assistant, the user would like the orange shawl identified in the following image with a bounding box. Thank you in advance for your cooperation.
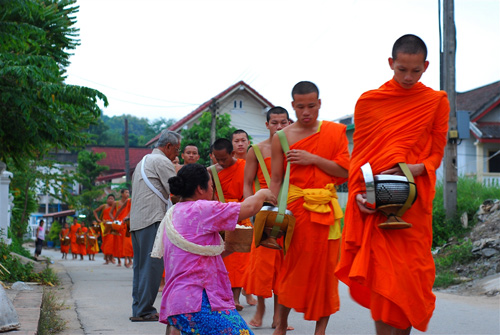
[278,121,350,321]
[335,79,449,331]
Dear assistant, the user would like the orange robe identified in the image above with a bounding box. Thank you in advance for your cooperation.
[243,157,284,298]
[100,206,115,255]
[86,227,100,254]
[116,198,133,258]
[60,228,70,254]
[335,79,449,331]
[215,159,252,287]
[78,227,88,256]
[277,121,350,321]
[70,223,81,255]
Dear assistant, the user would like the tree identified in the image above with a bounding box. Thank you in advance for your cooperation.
[63,151,108,226]
[180,112,237,166]
[0,0,108,166]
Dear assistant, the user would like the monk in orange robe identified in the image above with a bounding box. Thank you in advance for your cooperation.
[78,226,88,260]
[86,223,100,261]
[69,217,81,260]
[59,222,70,260]
[270,81,349,335]
[209,138,252,311]
[243,107,290,328]
[94,194,116,264]
[110,188,130,267]
[114,188,133,268]
[335,34,450,335]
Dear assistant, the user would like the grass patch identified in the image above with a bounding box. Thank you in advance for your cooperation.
[433,240,477,288]
[432,176,499,247]
[38,289,67,335]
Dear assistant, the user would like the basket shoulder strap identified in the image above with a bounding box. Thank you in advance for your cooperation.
[210,165,225,203]
[397,162,417,216]
[276,130,291,221]
[252,144,271,188]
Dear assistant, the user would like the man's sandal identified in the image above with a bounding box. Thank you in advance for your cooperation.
[129,313,159,322]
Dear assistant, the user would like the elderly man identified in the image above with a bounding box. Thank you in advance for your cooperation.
[129,130,181,322]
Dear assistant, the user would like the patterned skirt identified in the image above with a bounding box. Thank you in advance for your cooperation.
[167,290,254,335]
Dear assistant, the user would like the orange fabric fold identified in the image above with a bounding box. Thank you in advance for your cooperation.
[116,199,133,258]
[70,223,81,255]
[335,79,449,331]
[277,121,350,321]
[216,159,251,287]
[243,157,284,297]
[100,206,114,255]
[78,227,88,256]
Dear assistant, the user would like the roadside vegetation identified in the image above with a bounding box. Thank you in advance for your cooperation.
[432,176,499,288]
[38,289,67,335]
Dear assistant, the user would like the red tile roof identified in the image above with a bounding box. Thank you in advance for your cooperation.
[90,147,152,171]
[145,80,274,146]
[457,80,500,121]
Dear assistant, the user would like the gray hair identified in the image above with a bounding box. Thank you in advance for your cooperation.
[156,130,181,148]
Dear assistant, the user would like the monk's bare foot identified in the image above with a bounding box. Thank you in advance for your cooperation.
[158,286,164,293]
[272,324,294,331]
[235,303,244,311]
[245,294,257,306]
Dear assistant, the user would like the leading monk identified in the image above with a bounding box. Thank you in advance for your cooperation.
[335,34,450,335]
[270,81,350,335]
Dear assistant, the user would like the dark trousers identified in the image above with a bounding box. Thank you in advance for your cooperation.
[35,238,43,256]
[131,222,164,317]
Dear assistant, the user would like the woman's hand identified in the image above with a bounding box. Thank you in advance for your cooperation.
[256,189,277,206]
[356,193,377,214]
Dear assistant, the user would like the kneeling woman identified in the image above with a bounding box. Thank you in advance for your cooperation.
[152,163,276,335]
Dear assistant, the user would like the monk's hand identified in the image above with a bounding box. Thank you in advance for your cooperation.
[356,194,377,214]
[286,149,315,165]
[381,163,425,177]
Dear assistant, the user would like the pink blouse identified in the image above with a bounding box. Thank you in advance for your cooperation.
[159,200,241,323]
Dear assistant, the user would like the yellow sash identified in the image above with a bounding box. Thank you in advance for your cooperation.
[288,183,343,240]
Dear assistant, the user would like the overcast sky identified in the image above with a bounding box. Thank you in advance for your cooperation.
[64,0,500,122]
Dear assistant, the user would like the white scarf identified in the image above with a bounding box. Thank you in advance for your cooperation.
[151,205,225,258]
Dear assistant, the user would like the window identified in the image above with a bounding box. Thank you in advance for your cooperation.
[488,150,500,173]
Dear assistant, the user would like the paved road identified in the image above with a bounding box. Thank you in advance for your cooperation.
[37,248,500,335]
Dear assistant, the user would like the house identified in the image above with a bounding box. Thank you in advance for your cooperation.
[456,80,500,185]
[146,81,274,147]
[90,146,152,185]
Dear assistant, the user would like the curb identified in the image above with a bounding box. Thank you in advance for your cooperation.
[11,285,43,335]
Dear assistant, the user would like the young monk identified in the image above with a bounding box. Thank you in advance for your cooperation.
[113,188,132,268]
[208,138,253,311]
[151,163,277,335]
[86,222,100,261]
[93,194,116,265]
[231,129,250,160]
[59,222,70,260]
[335,34,450,335]
[242,106,291,329]
[69,217,81,260]
[77,225,88,261]
[270,81,350,335]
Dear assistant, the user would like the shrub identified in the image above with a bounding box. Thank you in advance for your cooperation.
[432,175,500,246]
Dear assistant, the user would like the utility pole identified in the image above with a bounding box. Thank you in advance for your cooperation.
[209,98,218,145]
[441,0,458,219]
[124,118,130,186]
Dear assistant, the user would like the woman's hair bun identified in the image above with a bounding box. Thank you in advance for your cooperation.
[168,175,185,196]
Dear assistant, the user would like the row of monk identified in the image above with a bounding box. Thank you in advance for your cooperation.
[69,34,449,335]
[152,34,449,335]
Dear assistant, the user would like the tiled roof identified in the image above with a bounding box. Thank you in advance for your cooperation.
[457,80,500,120]
[90,147,151,171]
[145,80,274,146]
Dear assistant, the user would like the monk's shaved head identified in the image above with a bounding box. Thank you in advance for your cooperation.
[213,138,233,154]
[291,81,319,99]
[392,34,427,61]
